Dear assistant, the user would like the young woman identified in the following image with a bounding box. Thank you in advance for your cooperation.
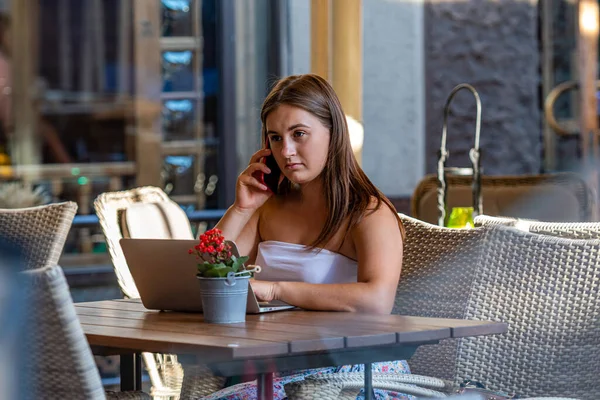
[207,74,408,400]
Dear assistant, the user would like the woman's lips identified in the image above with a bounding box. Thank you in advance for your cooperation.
[285,163,302,170]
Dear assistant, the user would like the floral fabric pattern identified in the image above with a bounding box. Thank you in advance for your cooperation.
[200,360,413,400]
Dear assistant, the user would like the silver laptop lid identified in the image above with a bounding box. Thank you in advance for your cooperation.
[120,238,203,312]
[121,238,293,313]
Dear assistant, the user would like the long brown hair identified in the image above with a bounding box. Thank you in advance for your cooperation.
[260,74,405,248]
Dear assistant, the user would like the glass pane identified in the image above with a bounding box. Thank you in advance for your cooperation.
[162,99,196,141]
[163,155,195,195]
[162,144,219,207]
[201,144,220,209]
[162,50,195,92]
[161,0,194,37]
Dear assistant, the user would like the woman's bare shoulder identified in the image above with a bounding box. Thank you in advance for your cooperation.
[257,196,287,236]
[363,196,395,216]
[259,195,285,216]
[354,196,400,235]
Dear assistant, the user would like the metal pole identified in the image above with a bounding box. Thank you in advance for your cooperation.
[256,372,274,400]
[541,0,556,171]
[364,362,375,400]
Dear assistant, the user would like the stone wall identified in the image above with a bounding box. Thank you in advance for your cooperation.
[425,0,541,175]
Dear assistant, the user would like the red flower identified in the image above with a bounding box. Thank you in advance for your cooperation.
[189,228,237,265]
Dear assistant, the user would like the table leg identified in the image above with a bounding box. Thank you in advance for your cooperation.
[120,353,142,391]
[256,372,274,400]
[364,362,375,400]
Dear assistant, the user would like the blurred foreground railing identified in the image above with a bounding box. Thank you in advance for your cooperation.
[1,162,226,270]
[71,209,226,228]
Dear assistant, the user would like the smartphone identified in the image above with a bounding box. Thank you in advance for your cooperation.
[253,139,281,193]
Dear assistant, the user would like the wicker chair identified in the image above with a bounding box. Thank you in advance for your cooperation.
[94,187,193,299]
[0,202,78,270]
[0,202,75,399]
[93,187,224,399]
[397,217,595,398]
[280,214,487,399]
[394,214,488,380]
[454,225,600,399]
[284,217,587,399]
[474,214,600,240]
[18,264,149,400]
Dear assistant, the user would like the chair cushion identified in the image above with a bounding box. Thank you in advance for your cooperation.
[121,202,193,240]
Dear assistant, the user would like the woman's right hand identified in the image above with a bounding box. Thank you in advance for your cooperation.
[233,148,274,213]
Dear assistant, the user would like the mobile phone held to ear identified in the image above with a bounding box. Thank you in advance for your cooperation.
[252,140,281,193]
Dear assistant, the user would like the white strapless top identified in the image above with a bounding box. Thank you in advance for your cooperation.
[254,240,358,284]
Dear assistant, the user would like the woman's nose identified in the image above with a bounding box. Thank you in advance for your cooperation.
[281,139,296,158]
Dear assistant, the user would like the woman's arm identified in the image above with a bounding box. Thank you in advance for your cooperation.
[215,205,256,244]
[215,206,261,264]
[213,148,273,262]
[252,204,403,314]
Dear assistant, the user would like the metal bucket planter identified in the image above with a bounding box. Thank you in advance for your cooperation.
[197,274,249,323]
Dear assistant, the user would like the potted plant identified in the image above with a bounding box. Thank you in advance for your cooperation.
[189,228,257,323]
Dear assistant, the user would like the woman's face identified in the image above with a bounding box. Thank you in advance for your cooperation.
[265,104,331,186]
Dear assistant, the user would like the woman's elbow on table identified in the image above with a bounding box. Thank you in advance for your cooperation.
[350,284,395,314]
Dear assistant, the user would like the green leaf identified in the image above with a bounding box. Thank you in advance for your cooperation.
[223,255,236,268]
[203,269,221,278]
[231,256,249,272]
[198,262,228,277]
[238,256,249,264]
[197,262,211,274]
[218,267,235,277]
[204,267,234,278]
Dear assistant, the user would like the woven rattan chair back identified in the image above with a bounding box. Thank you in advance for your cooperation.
[20,265,106,399]
[0,202,77,271]
[94,186,188,299]
[456,225,600,398]
[394,214,488,380]
[94,187,218,398]
[475,214,600,240]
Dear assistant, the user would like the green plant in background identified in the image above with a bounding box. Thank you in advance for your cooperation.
[188,228,251,278]
[446,207,475,229]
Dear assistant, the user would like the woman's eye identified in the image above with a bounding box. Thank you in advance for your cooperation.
[294,131,306,138]
[269,135,282,142]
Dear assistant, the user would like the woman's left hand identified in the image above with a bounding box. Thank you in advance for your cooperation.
[250,280,278,302]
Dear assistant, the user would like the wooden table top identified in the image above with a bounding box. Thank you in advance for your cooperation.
[75,299,508,365]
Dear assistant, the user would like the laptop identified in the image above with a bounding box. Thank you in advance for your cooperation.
[120,238,295,313]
